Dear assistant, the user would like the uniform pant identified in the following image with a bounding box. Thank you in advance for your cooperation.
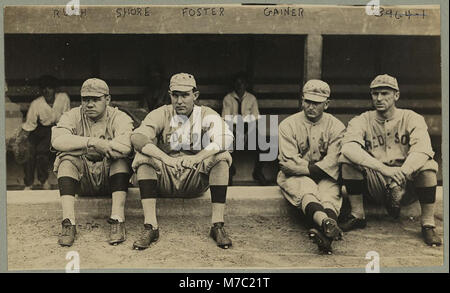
[23,124,54,186]
[341,160,438,205]
[133,151,232,197]
[55,154,130,196]
[277,171,342,215]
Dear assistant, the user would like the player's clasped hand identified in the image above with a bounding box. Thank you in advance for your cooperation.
[381,165,407,186]
[164,156,184,173]
[90,138,114,159]
[181,155,202,170]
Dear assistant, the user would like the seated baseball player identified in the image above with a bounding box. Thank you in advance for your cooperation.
[277,80,345,254]
[130,73,234,250]
[51,78,134,247]
[339,74,441,247]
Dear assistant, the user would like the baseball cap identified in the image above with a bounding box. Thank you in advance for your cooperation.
[80,78,109,97]
[169,73,197,92]
[302,79,330,102]
[370,74,399,91]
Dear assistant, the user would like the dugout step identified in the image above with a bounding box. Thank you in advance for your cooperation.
[7,186,443,220]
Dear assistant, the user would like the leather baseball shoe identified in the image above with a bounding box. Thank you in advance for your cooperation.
[339,215,367,232]
[322,218,343,240]
[133,224,159,250]
[107,218,126,245]
[308,228,333,255]
[58,218,76,247]
[422,225,442,247]
[210,222,232,249]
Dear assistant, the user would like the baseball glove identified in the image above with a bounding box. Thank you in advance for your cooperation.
[12,128,33,165]
[364,167,388,205]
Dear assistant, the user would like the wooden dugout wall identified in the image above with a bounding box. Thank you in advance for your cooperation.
[3,4,443,184]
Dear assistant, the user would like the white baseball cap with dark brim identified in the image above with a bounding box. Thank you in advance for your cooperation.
[81,78,109,97]
[169,73,197,92]
[302,79,330,102]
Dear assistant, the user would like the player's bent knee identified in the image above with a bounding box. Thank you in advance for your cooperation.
[414,170,437,188]
[209,161,229,186]
[136,164,158,181]
[110,158,130,175]
[57,159,81,181]
[341,163,364,180]
[58,176,79,196]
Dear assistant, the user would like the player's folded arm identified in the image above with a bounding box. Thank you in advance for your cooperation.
[51,125,89,152]
[401,114,436,174]
[277,123,302,163]
[110,114,134,155]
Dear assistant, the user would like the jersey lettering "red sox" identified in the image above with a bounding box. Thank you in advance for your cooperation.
[342,109,434,166]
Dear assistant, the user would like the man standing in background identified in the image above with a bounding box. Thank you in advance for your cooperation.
[20,75,70,190]
[222,72,267,185]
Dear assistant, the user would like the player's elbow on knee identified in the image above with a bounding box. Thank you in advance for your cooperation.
[131,133,150,152]
[52,137,69,151]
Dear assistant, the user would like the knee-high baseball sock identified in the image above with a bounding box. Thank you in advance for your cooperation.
[211,203,225,224]
[142,198,158,228]
[324,208,338,221]
[417,186,437,227]
[210,185,227,224]
[111,191,126,222]
[348,194,365,219]
[302,194,327,227]
[420,203,436,227]
[61,195,76,225]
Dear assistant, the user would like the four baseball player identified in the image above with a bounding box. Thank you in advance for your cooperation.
[50,73,442,253]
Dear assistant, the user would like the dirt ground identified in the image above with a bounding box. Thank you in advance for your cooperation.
[7,207,444,271]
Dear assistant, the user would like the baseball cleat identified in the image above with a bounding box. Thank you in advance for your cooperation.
[308,228,332,255]
[133,224,159,250]
[422,225,442,247]
[210,222,232,249]
[58,218,76,247]
[339,214,367,232]
[385,185,404,219]
[322,218,343,240]
[107,218,126,245]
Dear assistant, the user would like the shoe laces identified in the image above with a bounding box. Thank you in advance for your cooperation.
[214,225,228,238]
[61,224,73,236]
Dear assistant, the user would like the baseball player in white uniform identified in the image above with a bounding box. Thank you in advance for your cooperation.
[339,74,441,247]
[130,73,234,250]
[277,80,345,254]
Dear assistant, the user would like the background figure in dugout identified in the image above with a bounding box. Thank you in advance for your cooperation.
[18,75,70,190]
[222,72,268,185]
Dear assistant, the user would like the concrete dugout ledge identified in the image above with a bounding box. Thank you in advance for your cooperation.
[7,187,444,220]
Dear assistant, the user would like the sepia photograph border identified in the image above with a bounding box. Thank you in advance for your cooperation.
[0,0,448,273]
